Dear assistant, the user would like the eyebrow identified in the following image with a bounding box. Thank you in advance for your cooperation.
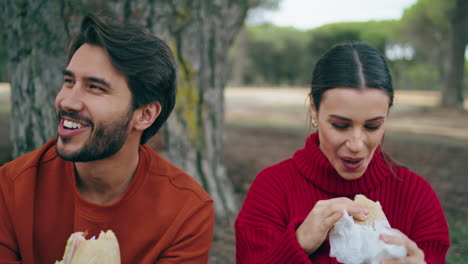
[329,114,385,122]
[62,69,111,89]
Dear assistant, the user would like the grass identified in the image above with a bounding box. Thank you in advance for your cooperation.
[0,103,10,115]
[447,216,468,263]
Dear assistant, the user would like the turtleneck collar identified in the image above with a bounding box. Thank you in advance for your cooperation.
[292,132,391,196]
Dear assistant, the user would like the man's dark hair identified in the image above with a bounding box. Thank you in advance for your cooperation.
[67,14,177,144]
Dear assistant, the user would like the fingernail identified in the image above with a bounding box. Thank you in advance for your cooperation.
[360,213,367,219]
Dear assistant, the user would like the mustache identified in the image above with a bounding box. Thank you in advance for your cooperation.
[57,110,94,126]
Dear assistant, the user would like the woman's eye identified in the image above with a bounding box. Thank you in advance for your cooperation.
[332,123,349,129]
[365,124,382,130]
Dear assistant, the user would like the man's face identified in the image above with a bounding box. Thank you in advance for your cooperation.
[55,43,135,162]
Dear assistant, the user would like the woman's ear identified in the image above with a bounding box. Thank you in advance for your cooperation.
[309,96,318,121]
[134,102,162,131]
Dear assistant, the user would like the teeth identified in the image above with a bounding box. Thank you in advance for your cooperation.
[63,120,83,129]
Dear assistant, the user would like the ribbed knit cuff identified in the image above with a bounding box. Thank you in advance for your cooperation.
[262,217,312,264]
[419,240,450,264]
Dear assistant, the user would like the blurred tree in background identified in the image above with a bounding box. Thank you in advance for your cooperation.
[443,0,468,108]
[227,0,467,108]
[400,0,467,108]
[232,24,310,86]
[0,0,273,222]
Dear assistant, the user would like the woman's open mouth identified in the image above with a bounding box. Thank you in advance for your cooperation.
[341,157,364,170]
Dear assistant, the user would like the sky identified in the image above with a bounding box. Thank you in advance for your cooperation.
[249,0,419,30]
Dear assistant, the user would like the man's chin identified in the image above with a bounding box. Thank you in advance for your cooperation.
[56,140,83,161]
[56,147,79,161]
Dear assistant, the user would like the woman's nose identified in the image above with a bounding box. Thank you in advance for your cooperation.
[346,130,364,153]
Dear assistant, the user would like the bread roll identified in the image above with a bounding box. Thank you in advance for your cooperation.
[71,230,120,264]
[55,230,120,264]
[354,194,388,226]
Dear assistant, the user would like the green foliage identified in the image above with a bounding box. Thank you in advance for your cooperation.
[229,5,466,92]
[242,24,311,86]
[230,20,399,87]
[447,214,468,263]
[307,20,399,66]
[399,0,451,60]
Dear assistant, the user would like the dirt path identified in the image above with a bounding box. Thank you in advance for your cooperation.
[226,87,468,141]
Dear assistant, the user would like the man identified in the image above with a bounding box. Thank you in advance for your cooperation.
[0,15,214,263]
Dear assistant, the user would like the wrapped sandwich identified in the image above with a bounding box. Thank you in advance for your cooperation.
[329,195,406,264]
[353,194,389,227]
[55,230,121,264]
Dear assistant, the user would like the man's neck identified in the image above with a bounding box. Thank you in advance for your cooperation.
[74,140,140,205]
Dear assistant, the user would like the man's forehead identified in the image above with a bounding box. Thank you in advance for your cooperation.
[65,44,125,84]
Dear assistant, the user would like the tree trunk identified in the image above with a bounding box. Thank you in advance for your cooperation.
[442,0,467,108]
[117,0,250,221]
[231,28,247,86]
[0,1,81,158]
[1,0,252,222]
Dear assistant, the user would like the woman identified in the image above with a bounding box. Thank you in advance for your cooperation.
[235,42,450,264]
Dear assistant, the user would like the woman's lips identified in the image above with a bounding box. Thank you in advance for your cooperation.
[341,157,364,170]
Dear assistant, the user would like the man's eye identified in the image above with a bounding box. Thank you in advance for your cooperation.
[64,78,74,84]
[332,123,349,129]
[90,85,106,92]
[365,124,382,130]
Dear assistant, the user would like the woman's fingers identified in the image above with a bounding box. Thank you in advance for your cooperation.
[323,210,344,231]
[322,198,368,219]
[380,233,406,246]
[379,232,426,264]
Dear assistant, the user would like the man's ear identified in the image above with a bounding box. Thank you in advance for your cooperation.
[133,102,162,131]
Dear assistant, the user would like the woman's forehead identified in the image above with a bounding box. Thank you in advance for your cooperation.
[320,87,390,118]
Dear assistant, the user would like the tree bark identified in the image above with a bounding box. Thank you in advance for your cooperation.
[0,1,81,158]
[1,0,252,222]
[116,0,250,221]
[442,0,468,108]
[231,28,247,86]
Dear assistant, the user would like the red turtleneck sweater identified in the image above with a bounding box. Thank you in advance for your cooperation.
[235,133,450,264]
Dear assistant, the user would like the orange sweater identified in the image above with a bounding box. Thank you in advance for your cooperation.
[0,139,214,264]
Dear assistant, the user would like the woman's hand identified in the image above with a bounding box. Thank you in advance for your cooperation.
[379,229,426,264]
[295,197,368,255]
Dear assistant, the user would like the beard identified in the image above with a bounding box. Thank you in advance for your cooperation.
[56,107,134,162]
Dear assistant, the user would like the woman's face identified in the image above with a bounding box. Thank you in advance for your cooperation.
[311,87,390,180]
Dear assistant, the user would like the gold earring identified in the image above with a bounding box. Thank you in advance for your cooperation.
[312,119,318,128]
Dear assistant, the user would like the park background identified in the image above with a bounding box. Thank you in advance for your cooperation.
[0,0,467,263]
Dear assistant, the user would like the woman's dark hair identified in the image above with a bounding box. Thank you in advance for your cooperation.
[310,41,393,110]
[67,14,177,144]
[310,41,403,173]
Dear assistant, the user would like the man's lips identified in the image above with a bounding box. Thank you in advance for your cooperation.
[341,157,365,170]
[57,118,90,138]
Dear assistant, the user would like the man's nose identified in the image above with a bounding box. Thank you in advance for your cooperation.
[58,84,85,112]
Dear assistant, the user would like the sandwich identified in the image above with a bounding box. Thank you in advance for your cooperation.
[55,230,121,264]
[354,194,389,227]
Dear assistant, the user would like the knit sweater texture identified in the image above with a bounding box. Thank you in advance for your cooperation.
[235,132,450,264]
[0,139,214,264]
